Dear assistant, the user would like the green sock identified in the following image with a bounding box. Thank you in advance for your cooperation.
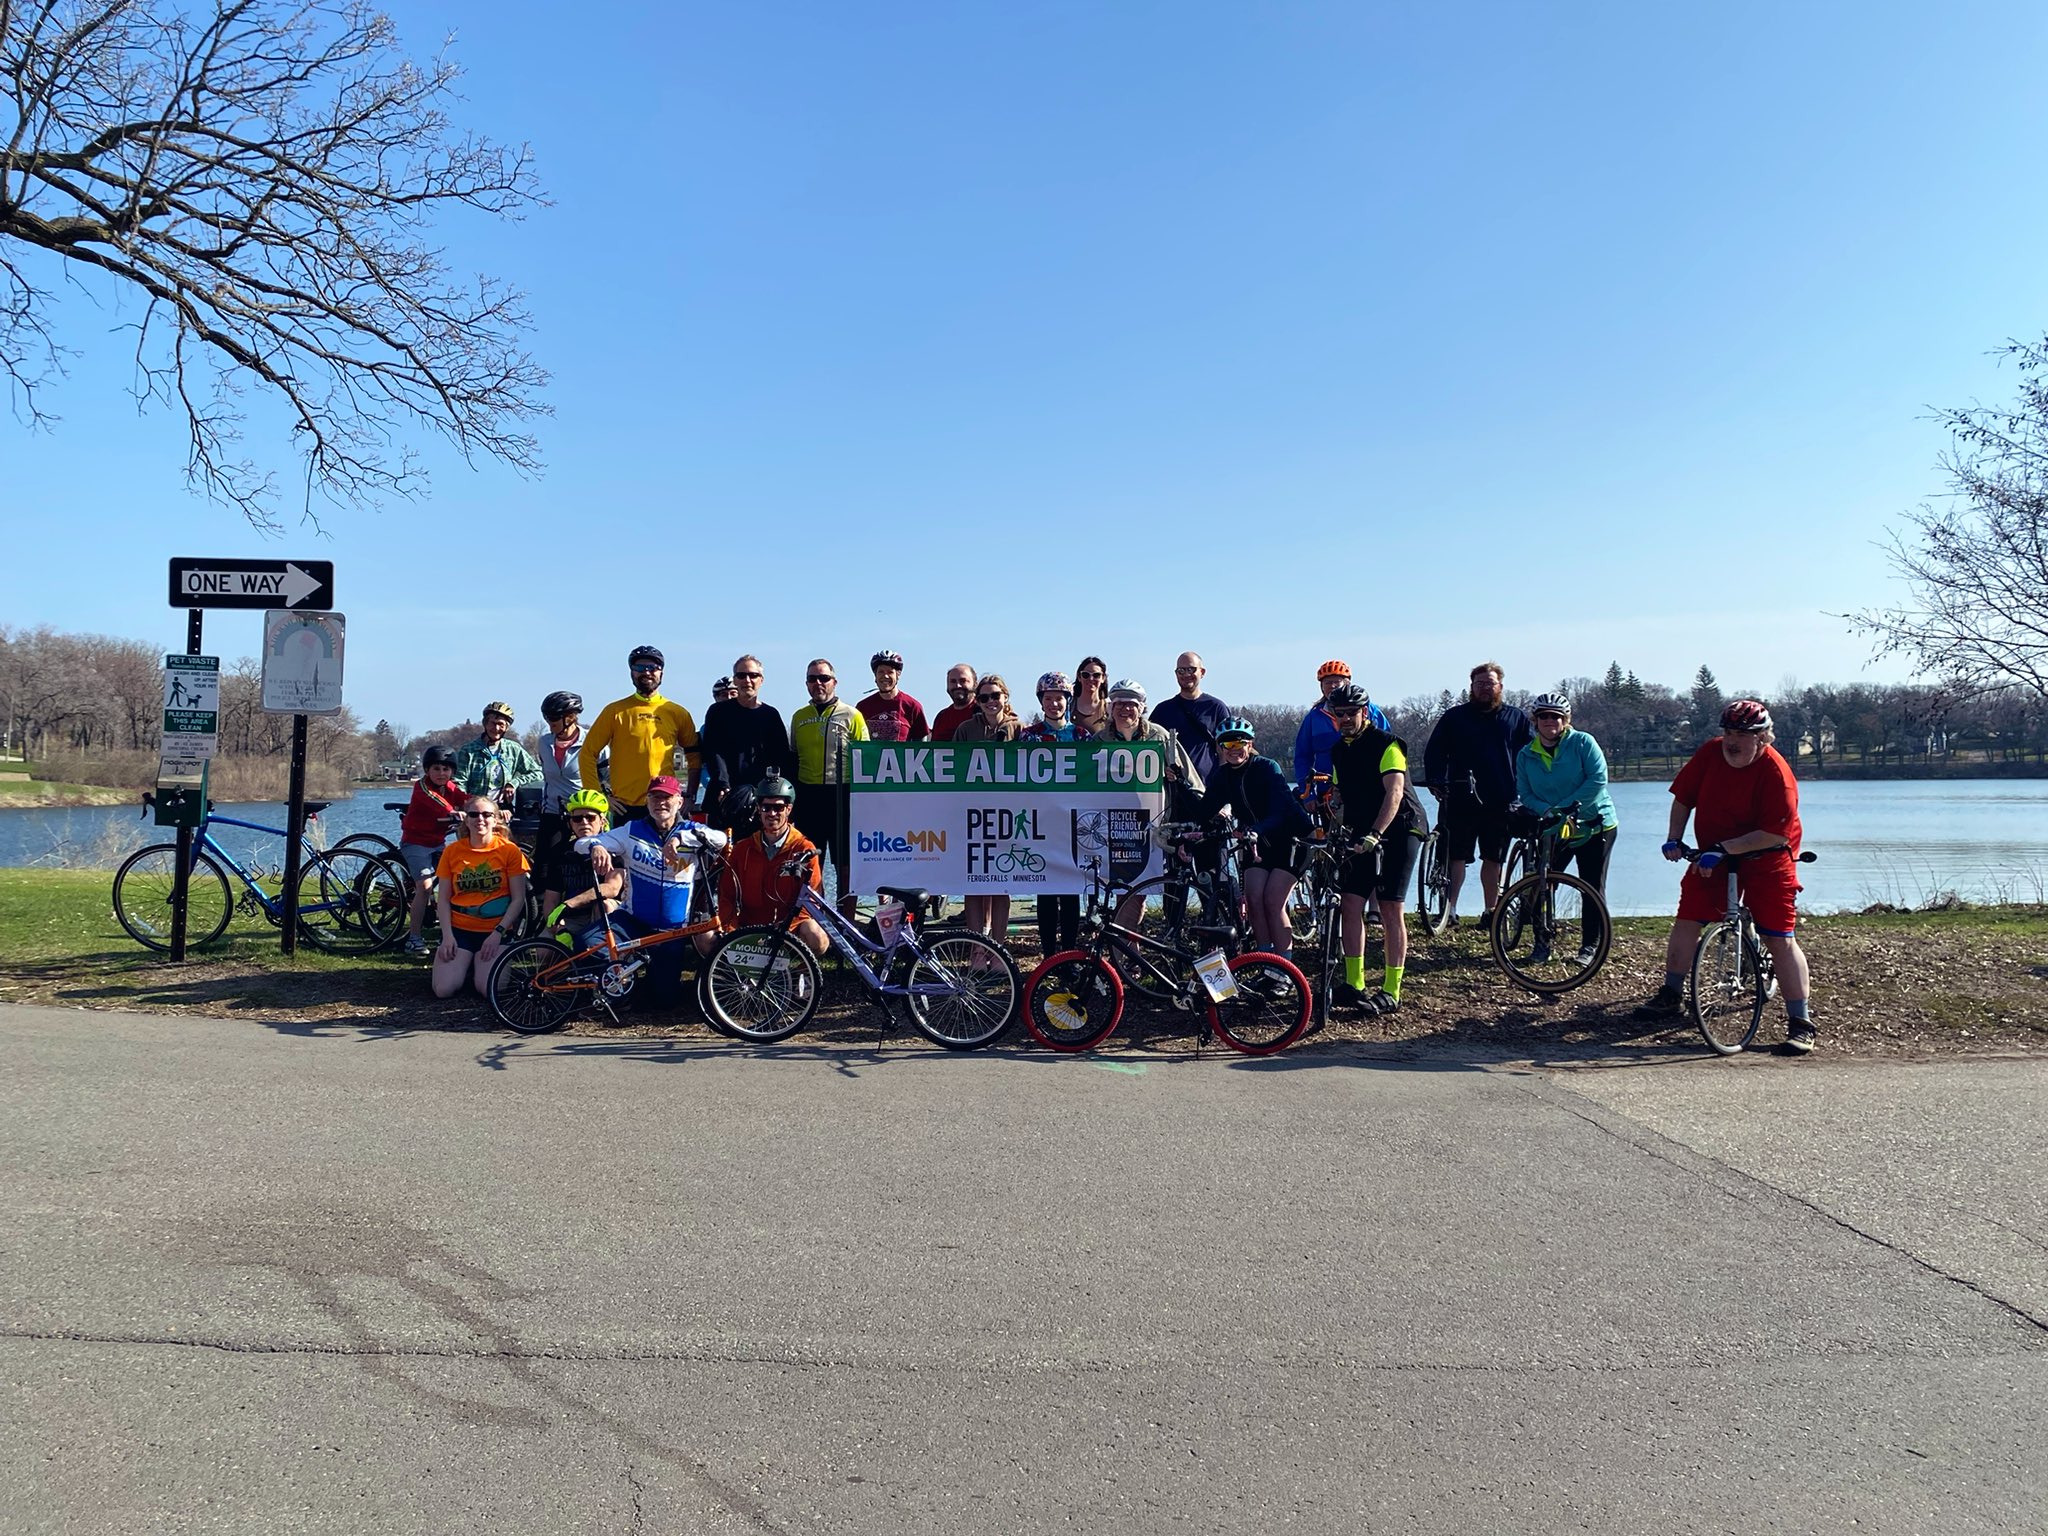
[1382,964,1404,1001]
[1344,955,1365,989]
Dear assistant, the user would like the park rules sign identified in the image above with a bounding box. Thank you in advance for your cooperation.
[847,741,1166,896]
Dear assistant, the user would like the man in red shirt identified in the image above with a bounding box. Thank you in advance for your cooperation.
[931,663,978,742]
[1635,700,1814,1052]
[856,648,931,743]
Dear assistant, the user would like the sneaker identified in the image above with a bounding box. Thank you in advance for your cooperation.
[1783,1021,1817,1055]
[399,934,428,956]
[1528,943,1552,965]
[1476,908,1495,932]
[1631,985,1685,1020]
[1366,990,1401,1017]
[1575,944,1601,968]
[1330,981,1369,1012]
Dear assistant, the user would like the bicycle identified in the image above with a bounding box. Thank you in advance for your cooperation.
[992,844,1047,874]
[1111,819,1254,1004]
[115,797,406,955]
[1489,803,1611,994]
[1023,856,1311,1055]
[696,851,1021,1050]
[1677,842,1820,1055]
[335,796,541,941]
[487,907,725,1034]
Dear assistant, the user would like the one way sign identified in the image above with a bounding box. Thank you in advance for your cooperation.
[168,558,334,611]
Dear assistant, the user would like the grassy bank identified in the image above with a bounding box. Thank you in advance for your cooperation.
[4,752,356,805]
[4,869,2044,1061]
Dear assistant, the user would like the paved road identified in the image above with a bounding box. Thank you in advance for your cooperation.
[3,1004,2042,1534]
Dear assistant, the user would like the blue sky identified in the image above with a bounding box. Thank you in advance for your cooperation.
[6,1,2046,735]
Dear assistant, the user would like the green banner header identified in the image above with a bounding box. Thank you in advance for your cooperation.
[850,740,1166,793]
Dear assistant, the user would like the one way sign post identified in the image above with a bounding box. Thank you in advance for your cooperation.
[168,557,334,611]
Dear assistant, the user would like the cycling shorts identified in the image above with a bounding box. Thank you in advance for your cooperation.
[1250,834,1307,876]
[1340,832,1420,903]
[1438,798,1510,865]
[792,786,847,869]
[398,842,442,883]
[1676,849,1801,935]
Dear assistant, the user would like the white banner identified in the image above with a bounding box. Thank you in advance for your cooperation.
[847,741,1168,896]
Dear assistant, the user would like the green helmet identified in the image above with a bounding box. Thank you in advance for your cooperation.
[563,787,611,828]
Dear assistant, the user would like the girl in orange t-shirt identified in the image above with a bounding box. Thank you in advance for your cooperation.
[433,794,531,998]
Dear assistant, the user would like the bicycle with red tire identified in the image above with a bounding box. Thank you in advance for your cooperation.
[1023,853,1312,1056]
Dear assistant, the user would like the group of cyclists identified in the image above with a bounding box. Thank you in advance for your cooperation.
[396,645,1816,1054]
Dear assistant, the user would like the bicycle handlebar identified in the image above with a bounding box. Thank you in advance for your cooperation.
[1676,842,1817,865]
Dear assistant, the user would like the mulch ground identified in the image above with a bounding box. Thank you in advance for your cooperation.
[6,913,2045,1067]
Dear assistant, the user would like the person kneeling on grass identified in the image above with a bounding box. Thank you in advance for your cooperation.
[433,795,531,998]
[718,777,831,957]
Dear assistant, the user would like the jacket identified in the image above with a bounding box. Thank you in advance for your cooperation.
[790,697,868,784]
[1422,703,1533,808]
[1515,729,1618,843]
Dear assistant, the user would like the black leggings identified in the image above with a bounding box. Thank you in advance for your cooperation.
[1037,895,1080,954]
[1554,826,1617,948]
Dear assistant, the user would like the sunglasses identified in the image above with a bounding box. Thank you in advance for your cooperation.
[567,811,602,822]
[1534,711,1567,721]
[734,670,762,679]
[1174,667,1199,674]
[807,675,834,684]
[759,801,791,813]
[462,810,495,820]
[1078,671,1106,681]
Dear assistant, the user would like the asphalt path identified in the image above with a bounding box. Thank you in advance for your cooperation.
[3,1003,2042,1534]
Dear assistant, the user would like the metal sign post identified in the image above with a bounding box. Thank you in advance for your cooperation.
[170,609,203,961]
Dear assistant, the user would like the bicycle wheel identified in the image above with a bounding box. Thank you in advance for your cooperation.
[489,937,587,1034]
[1490,872,1609,994]
[1311,903,1342,1033]
[1110,876,1219,1003]
[1691,922,1766,1055]
[1414,833,1452,937]
[904,932,1019,1050]
[1210,952,1313,1054]
[698,927,822,1042]
[297,848,406,954]
[113,844,233,952]
[331,831,403,862]
[1023,951,1124,1052]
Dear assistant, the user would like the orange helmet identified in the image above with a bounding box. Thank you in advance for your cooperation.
[1315,659,1351,681]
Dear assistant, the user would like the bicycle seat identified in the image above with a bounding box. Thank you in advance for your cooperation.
[876,885,935,912]
[384,802,408,813]
[304,800,333,817]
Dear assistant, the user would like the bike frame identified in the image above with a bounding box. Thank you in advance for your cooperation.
[1075,858,1220,1006]
[187,808,345,923]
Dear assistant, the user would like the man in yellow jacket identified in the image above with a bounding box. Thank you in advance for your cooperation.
[580,644,702,820]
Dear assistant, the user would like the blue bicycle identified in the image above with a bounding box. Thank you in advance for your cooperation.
[114,797,407,955]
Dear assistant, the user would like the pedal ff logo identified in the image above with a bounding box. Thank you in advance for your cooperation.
[965,806,1048,883]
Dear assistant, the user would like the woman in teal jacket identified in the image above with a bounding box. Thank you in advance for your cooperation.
[1514,692,1618,957]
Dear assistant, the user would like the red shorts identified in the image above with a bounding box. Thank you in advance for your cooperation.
[1676,850,1801,935]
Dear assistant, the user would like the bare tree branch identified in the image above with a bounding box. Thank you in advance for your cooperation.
[1,0,548,530]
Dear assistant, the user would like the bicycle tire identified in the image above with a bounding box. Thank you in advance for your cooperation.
[1490,871,1610,994]
[1022,950,1124,1052]
[904,932,1019,1050]
[113,844,233,952]
[331,831,403,862]
[698,927,822,1042]
[1110,875,1226,1004]
[1311,903,1342,1033]
[297,848,406,954]
[1691,922,1766,1055]
[1210,952,1313,1054]
[489,937,587,1034]
[1414,833,1452,937]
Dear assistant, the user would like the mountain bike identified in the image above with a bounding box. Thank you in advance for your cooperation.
[1023,857,1311,1055]
[1678,843,1820,1055]
[696,851,1020,1049]
[1111,820,1254,1004]
[116,797,406,954]
[487,909,725,1034]
[1489,803,1610,994]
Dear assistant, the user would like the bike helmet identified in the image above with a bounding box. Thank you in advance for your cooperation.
[1107,678,1147,705]
[1217,715,1256,743]
[871,648,905,670]
[755,775,797,804]
[1721,699,1773,734]
[712,675,733,692]
[627,644,664,668]
[563,788,611,827]
[1036,670,1072,697]
[421,745,456,769]
[1325,682,1371,711]
[1530,691,1571,715]
[1316,659,1352,681]
[482,700,516,723]
[541,689,582,721]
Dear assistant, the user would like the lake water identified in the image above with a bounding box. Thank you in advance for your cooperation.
[3,781,2045,916]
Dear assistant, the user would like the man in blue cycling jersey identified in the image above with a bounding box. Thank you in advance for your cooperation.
[576,775,728,1008]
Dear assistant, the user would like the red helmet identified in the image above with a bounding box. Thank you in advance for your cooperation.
[1721,699,1772,734]
[1315,659,1351,681]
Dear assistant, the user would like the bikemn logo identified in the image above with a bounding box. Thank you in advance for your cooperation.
[857,829,947,853]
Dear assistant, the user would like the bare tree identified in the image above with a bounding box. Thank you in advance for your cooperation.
[1,0,547,530]
[1853,337,2048,700]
